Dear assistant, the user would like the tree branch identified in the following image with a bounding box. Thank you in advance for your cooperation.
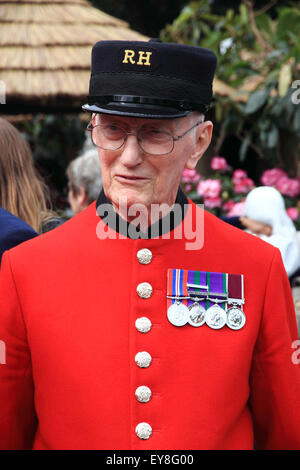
[236,132,264,159]
[254,0,277,17]
[213,121,227,155]
[242,0,272,52]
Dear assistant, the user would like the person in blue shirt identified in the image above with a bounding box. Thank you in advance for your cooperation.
[0,207,37,264]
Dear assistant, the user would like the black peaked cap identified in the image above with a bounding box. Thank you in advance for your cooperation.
[83,39,217,119]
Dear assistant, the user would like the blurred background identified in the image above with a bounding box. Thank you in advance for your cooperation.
[0,0,299,222]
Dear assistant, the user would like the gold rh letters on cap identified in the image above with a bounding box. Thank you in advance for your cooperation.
[122,50,136,64]
[122,50,152,66]
[137,51,152,66]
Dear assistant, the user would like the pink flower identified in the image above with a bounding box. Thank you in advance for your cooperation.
[204,196,222,209]
[276,176,300,198]
[223,200,235,212]
[197,179,221,199]
[185,184,192,192]
[226,201,246,217]
[232,169,248,184]
[286,207,299,221]
[181,168,201,184]
[234,178,255,194]
[211,156,228,171]
[261,168,288,187]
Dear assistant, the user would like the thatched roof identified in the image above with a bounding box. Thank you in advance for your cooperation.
[0,0,249,113]
[0,0,147,110]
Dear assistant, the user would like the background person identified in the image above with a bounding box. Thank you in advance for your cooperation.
[66,148,102,215]
[0,118,62,233]
[0,207,37,264]
[241,186,300,279]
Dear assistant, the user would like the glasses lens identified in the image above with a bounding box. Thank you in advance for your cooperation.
[92,124,125,150]
[90,123,174,155]
[139,128,174,155]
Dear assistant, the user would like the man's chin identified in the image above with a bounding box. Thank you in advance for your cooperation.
[110,187,149,206]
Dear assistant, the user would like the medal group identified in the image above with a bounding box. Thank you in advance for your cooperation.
[167,269,246,330]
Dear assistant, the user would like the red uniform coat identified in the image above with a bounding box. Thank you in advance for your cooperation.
[0,200,300,450]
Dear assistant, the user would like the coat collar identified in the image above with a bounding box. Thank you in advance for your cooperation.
[96,186,188,239]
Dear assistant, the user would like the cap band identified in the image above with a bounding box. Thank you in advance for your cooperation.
[87,95,209,114]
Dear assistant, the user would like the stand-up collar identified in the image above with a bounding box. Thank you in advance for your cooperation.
[96,187,188,239]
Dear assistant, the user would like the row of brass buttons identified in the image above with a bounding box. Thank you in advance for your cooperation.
[135,249,153,441]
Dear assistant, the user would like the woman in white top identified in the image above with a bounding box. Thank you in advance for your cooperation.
[241,186,300,279]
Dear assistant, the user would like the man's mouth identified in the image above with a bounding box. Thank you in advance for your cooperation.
[115,174,149,181]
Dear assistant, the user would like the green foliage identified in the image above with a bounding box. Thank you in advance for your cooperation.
[20,114,86,206]
[161,1,300,173]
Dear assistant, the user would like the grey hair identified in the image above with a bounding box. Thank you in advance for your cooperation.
[175,111,205,128]
[66,149,102,203]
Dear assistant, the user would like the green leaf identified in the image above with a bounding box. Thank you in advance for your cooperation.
[276,8,300,42]
[271,97,285,118]
[266,126,279,148]
[225,9,234,22]
[293,105,300,136]
[278,63,292,97]
[175,6,194,26]
[267,50,284,61]
[239,136,250,162]
[244,88,270,115]
[239,4,248,25]
[255,13,273,37]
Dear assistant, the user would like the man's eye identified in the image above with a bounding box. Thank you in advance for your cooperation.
[103,125,124,136]
[148,128,163,135]
[100,124,125,141]
[106,125,121,132]
[144,128,170,141]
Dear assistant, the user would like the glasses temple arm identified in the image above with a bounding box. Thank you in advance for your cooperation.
[173,119,204,142]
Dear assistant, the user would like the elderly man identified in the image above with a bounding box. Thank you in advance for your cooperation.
[0,40,300,450]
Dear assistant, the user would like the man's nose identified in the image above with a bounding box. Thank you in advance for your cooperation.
[119,134,144,167]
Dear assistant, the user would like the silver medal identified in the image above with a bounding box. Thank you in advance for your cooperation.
[205,304,226,330]
[188,303,206,327]
[226,306,246,330]
[167,301,189,327]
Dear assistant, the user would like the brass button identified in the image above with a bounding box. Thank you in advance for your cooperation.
[135,422,152,440]
[137,282,153,299]
[135,351,152,368]
[135,317,152,333]
[135,385,152,403]
[137,249,153,265]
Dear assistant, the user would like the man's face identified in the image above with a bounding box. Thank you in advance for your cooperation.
[93,113,212,216]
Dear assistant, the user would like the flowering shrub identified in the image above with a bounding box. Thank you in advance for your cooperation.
[181,157,300,229]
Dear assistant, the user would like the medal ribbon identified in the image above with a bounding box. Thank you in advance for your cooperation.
[228,273,244,307]
[207,271,227,309]
[187,270,207,308]
[167,269,188,306]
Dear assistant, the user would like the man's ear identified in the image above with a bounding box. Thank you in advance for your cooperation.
[92,113,97,126]
[185,121,213,169]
